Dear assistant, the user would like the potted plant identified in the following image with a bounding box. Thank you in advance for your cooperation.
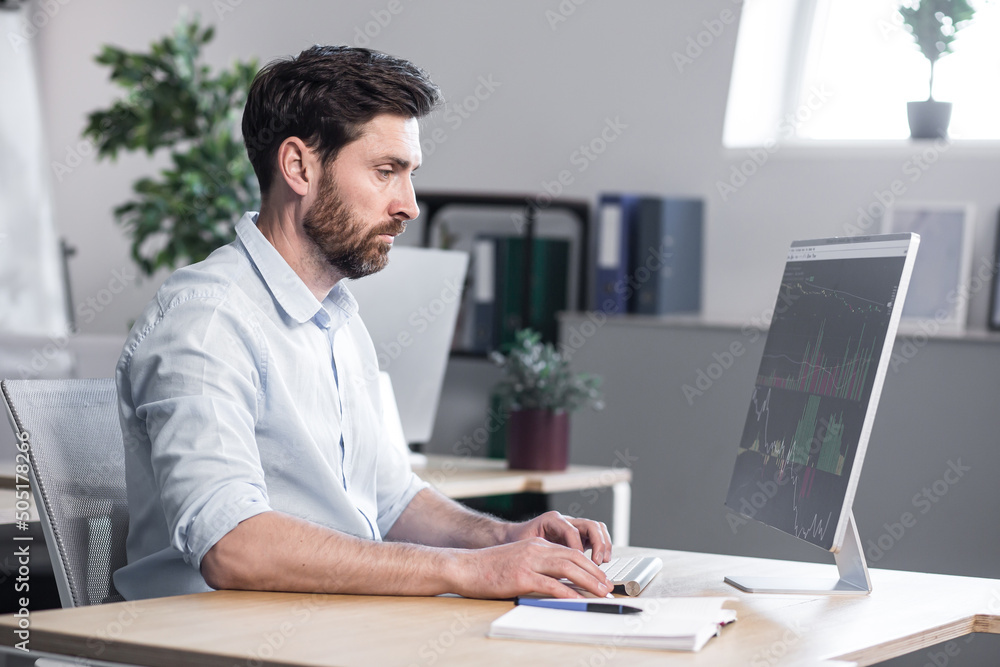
[491,329,603,471]
[898,0,976,139]
[83,15,260,276]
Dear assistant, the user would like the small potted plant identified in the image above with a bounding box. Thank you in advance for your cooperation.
[898,0,976,139]
[491,329,603,471]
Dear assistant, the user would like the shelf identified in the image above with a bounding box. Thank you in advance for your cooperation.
[558,312,1000,344]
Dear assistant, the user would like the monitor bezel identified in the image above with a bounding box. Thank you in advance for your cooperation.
[729,232,920,554]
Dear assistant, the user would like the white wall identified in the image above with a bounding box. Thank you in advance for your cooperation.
[27,0,1000,334]
[1,11,67,336]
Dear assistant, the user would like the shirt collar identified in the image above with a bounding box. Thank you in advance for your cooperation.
[235,212,358,329]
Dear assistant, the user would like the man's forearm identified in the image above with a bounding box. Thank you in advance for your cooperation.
[385,488,512,549]
[201,510,462,596]
[201,499,615,600]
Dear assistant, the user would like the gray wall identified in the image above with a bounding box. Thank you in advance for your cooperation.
[30,0,1000,336]
[549,315,1000,579]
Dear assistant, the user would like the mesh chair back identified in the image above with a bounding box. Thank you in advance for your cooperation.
[2,378,128,607]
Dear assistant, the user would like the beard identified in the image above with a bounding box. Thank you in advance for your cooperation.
[301,176,406,280]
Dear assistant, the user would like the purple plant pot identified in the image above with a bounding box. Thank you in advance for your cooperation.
[507,409,569,471]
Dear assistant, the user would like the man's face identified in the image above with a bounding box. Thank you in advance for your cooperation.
[301,114,421,280]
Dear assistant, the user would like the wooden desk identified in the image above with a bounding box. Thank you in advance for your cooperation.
[416,454,632,545]
[3,547,998,667]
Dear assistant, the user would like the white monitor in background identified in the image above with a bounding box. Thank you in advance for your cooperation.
[347,246,468,448]
[724,234,919,595]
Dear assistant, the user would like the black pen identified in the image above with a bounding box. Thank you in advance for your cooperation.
[515,598,643,614]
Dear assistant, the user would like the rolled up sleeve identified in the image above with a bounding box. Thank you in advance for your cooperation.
[373,419,428,536]
[128,294,272,568]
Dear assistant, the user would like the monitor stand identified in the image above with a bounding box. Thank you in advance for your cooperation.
[724,511,871,595]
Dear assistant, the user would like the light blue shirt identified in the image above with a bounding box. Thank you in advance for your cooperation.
[114,212,426,600]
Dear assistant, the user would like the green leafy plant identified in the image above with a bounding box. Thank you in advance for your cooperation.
[490,329,604,413]
[84,15,260,276]
[899,0,976,100]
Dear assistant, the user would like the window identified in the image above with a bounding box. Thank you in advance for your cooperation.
[724,0,1000,144]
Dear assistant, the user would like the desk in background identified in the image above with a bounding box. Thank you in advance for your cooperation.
[2,547,999,666]
[0,455,631,541]
[416,454,632,545]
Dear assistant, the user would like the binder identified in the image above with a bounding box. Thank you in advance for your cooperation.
[471,238,496,352]
[493,236,570,349]
[631,197,703,315]
[593,194,638,313]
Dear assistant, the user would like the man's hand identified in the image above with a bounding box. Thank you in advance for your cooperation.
[504,511,613,565]
[449,537,612,599]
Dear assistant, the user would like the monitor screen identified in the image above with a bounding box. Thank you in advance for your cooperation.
[725,234,919,552]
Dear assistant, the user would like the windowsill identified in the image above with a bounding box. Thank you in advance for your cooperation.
[722,138,1000,160]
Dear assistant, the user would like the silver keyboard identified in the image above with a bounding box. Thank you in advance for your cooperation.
[600,555,663,596]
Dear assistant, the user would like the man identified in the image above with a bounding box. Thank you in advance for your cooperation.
[114,45,614,601]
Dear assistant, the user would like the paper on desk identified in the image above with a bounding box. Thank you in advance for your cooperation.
[488,597,736,652]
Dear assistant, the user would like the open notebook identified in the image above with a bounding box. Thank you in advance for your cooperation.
[488,597,736,652]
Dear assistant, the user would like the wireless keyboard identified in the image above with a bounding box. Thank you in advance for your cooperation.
[600,555,663,596]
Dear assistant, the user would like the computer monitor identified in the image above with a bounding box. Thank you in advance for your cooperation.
[724,233,919,594]
[346,246,469,447]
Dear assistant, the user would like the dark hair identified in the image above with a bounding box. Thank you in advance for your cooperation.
[242,45,441,196]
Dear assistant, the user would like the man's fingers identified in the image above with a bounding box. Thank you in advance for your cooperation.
[543,547,611,597]
[535,512,585,552]
[571,519,612,563]
[530,574,585,599]
[555,519,585,553]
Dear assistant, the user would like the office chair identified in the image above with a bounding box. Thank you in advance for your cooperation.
[2,378,127,608]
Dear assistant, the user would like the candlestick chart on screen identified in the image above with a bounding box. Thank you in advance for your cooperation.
[725,254,905,550]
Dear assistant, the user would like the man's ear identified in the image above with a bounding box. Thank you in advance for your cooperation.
[275,137,316,197]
